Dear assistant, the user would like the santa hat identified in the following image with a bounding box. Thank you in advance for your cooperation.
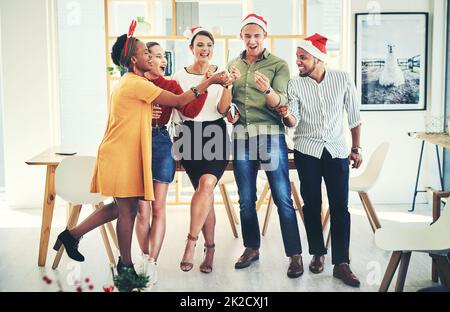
[241,13,268,32]
[297,33,328,61]
[183,26,210,44]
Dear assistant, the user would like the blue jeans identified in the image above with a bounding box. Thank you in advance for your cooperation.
[152,126,176,184]
[233,135,302,256]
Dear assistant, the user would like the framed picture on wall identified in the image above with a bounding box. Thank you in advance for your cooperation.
[355,12,428,111]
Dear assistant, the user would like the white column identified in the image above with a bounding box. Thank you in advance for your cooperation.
[0,0,59,209]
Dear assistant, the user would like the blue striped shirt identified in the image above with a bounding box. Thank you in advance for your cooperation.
[287,69,361,159]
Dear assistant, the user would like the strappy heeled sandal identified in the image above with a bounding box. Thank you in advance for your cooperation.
[199,243,215,274]
[180,233,198,272]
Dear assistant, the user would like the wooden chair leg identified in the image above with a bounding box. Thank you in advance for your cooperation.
[94,204,116,266]
[379,251,402,292]
[219,184,239,238]
[99,224,116,267]
[322,206,330,232]
[322,207,331,249]
[431,191,442,282]
[325,228,331,250]
[106,222,119,250]
[262,194,274,236]
[431,254,450,289]
[359,194,376,233]
[256,182,270,212]
[395,252,412,292]
[291,182,304,223]
[96,202,119,249]
[359,192,381,233]
[52,204,82,270]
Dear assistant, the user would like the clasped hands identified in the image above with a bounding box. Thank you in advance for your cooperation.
[205,66,240,88]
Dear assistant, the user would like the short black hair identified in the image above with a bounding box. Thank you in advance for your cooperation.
[111,34,128,66]
[190,30,215,45]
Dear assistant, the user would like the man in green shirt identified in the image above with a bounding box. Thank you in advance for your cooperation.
[225,14,303,278]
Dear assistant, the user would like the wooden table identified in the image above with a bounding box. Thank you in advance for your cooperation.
[27,146,298,267]
[26,146,71,267]
[408,132,449,212]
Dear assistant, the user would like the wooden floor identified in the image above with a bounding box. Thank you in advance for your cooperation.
[0,197,438,292]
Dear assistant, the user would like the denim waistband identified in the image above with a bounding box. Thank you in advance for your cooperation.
[152,125,167,130]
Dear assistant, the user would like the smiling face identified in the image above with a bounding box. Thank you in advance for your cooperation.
[296,47,318,77]
[130,40,152,73]
[190,34,214,64]
[146,44,167,79]
[240,24,267,59]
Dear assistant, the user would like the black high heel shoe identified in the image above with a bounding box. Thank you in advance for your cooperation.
[53,229,85,262]
[117,256,138,278]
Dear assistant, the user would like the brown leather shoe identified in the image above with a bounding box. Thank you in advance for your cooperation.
[309,255,325,274]
[234,248,259,269]
[333,263,360,287]
[287,255,304,278]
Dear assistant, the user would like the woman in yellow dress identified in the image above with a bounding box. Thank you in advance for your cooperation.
[53,23,228,276]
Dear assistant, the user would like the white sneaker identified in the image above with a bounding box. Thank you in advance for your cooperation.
[137,254,150,275]
[147,259,157,285]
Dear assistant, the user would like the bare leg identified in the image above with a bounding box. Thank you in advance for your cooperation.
[70,202,119,240]
[200,206,216,271]
[148,182,169,261]
[135,200,151,254]
[115,197,139,266]
[181,174,217,269]
[202,206,216,245]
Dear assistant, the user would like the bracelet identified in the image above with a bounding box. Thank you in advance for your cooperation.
[190,86,201,98]
[273,94,283,109]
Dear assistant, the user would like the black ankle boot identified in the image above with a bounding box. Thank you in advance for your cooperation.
[117,257,138,277]
[53,229,85,262]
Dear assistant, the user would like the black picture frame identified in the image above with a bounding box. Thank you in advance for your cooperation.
[355,12,428,111]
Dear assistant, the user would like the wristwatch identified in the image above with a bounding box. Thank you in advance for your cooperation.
[351,147,362,154]
[190,86,201,98]
[263,87,272,95]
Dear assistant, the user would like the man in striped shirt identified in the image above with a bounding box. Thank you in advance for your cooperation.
[279,33,363,287]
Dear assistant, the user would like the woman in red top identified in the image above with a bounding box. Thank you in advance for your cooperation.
[135,42,209,284]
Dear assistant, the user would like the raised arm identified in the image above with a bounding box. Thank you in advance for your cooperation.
[154,71,228,108]
[217,66,240,114]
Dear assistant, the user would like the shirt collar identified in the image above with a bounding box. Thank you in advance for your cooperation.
[306,68,328,85]
[240,49,269,63]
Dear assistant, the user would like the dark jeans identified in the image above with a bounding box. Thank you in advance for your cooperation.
[294,149,350,265]
[233,135,302,257]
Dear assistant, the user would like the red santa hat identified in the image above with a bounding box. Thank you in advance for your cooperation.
[183,26,210,44]
[297,33,328,61]
[241,13,268,32]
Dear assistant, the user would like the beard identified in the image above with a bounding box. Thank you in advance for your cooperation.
[299,61,317,77]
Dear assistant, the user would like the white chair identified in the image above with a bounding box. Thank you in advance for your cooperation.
[374,191,450,292]
[323,142,390,248]
[350,142,389,232]
[52,156,119,269]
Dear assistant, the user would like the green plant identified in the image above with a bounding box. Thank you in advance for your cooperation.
[107,65,125,76]
[113,268,149,292]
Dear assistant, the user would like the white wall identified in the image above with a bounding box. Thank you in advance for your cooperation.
[57,0,107,154]
[347,0,446,204]
[0,0,58,209]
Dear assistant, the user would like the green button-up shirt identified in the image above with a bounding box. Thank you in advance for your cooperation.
[227,49,290,138]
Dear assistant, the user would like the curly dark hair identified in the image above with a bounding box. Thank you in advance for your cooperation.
[111,34,128,66]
